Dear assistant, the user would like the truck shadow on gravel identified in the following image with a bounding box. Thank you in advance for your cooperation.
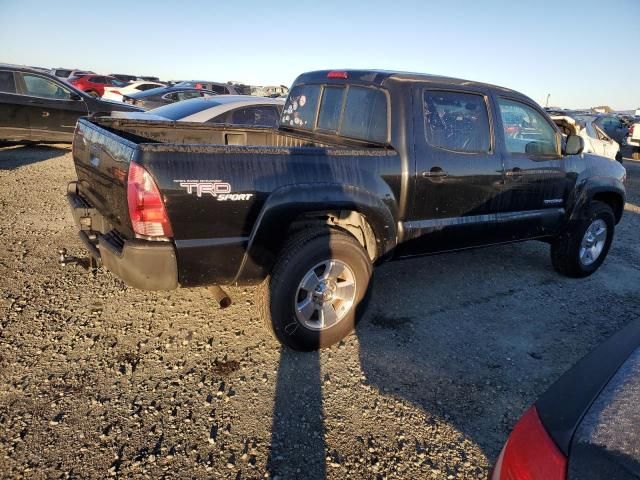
[266,235,640,479]
[0,144,69,170]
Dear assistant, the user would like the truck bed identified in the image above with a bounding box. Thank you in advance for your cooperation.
[71,117,400,286]
[95,117,334,148]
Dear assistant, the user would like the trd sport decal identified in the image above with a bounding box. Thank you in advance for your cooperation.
[174,180,254,201]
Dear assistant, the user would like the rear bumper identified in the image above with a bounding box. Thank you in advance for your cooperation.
[67,182,178,290]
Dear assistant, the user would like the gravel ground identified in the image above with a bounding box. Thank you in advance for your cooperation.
[1,144,639,479]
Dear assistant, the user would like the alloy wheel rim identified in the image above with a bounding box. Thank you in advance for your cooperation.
[579,219,607,266]
[294,260,357,331]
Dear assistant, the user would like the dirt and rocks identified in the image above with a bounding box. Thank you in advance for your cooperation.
[1,144,639,479]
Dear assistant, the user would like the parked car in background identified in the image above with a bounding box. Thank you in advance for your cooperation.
[174,80,247,95]
[551,114,621,162]
[110,74,138,83]
[50,68,94,79]
[627,120,640,159]
[0,64,143,143]
[593,114,629,145]
[102,80,165,102]
[114,95,284,127]
[122,86,217,109]
[492,318,640,480]
[68,75,126,97]
[251,85,290,97]
[139,76,161,82]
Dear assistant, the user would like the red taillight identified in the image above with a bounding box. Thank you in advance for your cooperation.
[327,71,348,79]
[111,90,121,95]
[492,406,566,480]
[127,163,173,238]
[630,125,635,135]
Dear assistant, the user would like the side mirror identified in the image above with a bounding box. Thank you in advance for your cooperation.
[563,134,584,156]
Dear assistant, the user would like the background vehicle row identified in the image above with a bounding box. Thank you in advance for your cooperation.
[0,65,142,143]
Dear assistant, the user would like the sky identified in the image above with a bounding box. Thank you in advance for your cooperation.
[1,0,639,110]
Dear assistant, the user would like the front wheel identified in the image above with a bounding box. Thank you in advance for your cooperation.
[257,228,373,351]
[551,201,615,278]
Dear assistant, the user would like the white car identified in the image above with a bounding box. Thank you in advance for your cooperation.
[551,114,621,162]
[112,95,284,127]
[102,81,165,102]
[627,121,640,159]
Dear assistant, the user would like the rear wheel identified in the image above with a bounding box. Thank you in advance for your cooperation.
[257,228,372,351]
[87,90,100,98]
[551,201,615,278]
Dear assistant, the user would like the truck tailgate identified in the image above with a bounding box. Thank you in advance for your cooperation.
[72,118,138,238]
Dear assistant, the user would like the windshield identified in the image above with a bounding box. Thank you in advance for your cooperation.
[148,97,222,120]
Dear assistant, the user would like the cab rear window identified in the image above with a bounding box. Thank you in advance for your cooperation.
[281,84,388,144]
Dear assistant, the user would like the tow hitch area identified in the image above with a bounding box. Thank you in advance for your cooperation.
[57,247,100,271]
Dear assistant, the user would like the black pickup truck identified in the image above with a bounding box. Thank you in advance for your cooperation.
[66,69,626,350]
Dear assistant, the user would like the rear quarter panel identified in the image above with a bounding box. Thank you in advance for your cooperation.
[137,144,401,285]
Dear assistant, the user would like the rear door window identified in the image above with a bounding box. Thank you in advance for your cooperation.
[0,71,16,93]
[21,74,72,100]
[423,90,491,153]
[230,106,280,127]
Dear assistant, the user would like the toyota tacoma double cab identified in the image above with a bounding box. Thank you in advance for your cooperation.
[65,69,626,350]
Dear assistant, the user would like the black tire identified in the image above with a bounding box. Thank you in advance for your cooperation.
[551,201,615,278]
[87,90,100,98]
[257,228,373,351]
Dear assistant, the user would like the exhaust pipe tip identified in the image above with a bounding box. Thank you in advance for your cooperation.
[208,285,232,309]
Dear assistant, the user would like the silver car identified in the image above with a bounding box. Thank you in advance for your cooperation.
[114,95,284,127]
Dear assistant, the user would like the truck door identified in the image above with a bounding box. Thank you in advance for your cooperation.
[402,87,504,255]
[493,97,568,239]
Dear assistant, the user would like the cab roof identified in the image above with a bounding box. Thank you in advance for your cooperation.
[293,69,534,103]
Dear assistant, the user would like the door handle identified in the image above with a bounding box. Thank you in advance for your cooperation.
[41,111,50,118]
[422,167,448,178]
